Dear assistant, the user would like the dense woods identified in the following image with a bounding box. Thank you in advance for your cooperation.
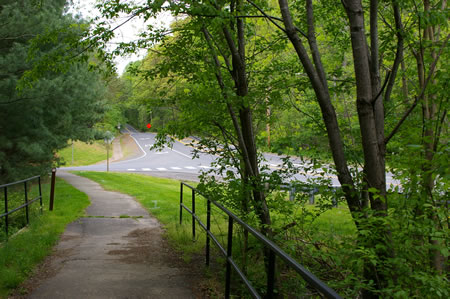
[0,0,447,297]
[0,0,124,183]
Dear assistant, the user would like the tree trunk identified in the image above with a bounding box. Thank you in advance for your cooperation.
[418,0,446,273]
[278,0,393,296]
[344,1,392,296]
[202,0,272,236]
[344,0,386,207]
[278,0,361,216]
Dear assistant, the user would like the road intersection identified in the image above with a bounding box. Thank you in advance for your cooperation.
[61,126,398,188]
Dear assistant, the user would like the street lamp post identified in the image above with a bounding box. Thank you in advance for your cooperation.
[107,142,109,172]
[104,131,114,172]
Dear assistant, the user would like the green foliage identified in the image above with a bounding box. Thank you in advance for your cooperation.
[56,140,107,167]
[0,0,107,183]
[97,76,129,133]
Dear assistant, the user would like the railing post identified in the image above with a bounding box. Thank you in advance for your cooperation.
[192,188,196,240]
[309,188,316,204]
[38,176,42,214]
[180,183,183,225]
[24,181,29,224]
[289,185,296,201]
[49,168,56,211]
[206,198,211,267]
[4,187,8,236]
[331,187,338,208]
[225,216,234,299]
[267,250,276,298]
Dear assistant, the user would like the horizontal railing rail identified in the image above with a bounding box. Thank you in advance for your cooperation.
[180,182,342,299]
[0,175,41,189]
[1,175,43,237]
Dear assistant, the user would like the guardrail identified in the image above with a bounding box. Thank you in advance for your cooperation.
[280,183,341,206]
[180,182,342,299]
[0,175,43,237]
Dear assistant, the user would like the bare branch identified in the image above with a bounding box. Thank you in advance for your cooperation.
[202,26,255,177]
[72,7,150,60]
[246,0,308,38]
[214,122,244,177]
[202,27,227,90]
[0,93,53,105]
[203,28,232,73]
[288,92,326,133]
[385,34,449,144]
[306,0,327,89]
[245,0,287,34]
[0,33,36,40]
[384,1,404,102]
[372,71,391,104]
[433,109,447,153]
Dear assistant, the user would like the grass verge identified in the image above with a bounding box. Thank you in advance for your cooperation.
[72,172,356,296]
[120,134,140,159]
[57,140,107,166]
[0,178,89,298]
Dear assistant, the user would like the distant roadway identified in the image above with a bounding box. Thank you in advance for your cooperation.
[61,125,397,187]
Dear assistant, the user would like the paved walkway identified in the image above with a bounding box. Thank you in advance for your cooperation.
[29,171,196,299]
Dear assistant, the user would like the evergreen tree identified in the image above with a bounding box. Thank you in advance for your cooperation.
[0,0,106,182]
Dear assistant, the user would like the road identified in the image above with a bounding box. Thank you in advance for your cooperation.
[61,126,398,187]
[61,126,216,181]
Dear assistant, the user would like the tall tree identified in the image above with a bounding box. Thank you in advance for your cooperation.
[272,0,448,296]
[407,0,448,274]
[0,0,106,182]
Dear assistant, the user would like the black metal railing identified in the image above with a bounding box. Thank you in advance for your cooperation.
[0,175,43,237]
[180,182,342,299]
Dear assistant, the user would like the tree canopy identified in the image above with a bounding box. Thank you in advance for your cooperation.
[0,0,108,182]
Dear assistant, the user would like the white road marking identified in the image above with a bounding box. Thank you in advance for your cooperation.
[127,168,136,171]
[144,144,153,147]
[171,148,192,158]
[140,138,151,140]
[270,164,279,167]
[156,167,167,171]
[142,168,151,171]
[171,167,182,170]
[199,166,211,169]
[154,151,168,154]
[184,166,196,169]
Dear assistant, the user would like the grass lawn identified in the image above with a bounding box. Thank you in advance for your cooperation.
[73,172,356,257]
[0,178,90,298]
[310,205,356,236]
[57,140,107,166]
